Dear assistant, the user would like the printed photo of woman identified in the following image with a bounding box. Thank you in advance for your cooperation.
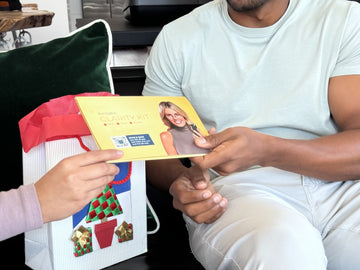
[159,101,209,156]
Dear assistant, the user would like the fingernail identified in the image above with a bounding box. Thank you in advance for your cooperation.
[220,198,227,207]
[213,194,221,203]
[196,181,207,189]
[196,137,206,144]
[203,190,211,199]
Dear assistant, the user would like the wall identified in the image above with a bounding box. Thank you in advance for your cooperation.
[21,0,70,44]
[67,0,82,32]
[16,0,148,66]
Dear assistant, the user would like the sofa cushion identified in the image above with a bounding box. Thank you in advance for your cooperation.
[0,19,113,192]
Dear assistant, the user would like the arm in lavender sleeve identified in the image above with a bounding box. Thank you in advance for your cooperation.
[0,150,123,241]
[0,184,43,241]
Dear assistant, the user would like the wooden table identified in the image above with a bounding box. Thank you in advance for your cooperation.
[0,10,54,33]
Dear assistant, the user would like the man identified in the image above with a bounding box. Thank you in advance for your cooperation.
[143,0,360,269]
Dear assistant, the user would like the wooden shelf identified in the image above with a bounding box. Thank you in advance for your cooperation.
[0,10,54,32]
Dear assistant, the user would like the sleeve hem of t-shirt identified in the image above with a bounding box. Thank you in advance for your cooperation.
[331,68,360,78]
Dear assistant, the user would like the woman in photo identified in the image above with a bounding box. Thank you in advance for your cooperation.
[159,101,208,156]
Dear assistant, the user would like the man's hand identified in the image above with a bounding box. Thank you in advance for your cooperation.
[35,149,123,223]
[169,165,227,224]
[192,127,268,175]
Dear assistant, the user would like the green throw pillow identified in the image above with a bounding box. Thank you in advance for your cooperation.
[0,19,113,192]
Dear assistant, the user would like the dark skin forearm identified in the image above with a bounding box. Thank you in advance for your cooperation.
[192,127,360,182]
[146,158,227,224]
[265,129,360,181]
[145,159,188,191]
[266,75,360,181]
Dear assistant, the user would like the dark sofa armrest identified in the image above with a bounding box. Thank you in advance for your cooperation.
[111,66,146,96]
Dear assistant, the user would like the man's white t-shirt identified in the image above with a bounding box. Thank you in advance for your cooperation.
[143,0,360,140]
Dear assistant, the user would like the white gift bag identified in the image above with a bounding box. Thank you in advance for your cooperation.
[22,135,147,270]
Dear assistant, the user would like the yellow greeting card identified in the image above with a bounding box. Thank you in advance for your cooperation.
[75,96,209,163]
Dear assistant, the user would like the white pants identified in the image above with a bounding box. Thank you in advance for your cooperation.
[184,167,360,270]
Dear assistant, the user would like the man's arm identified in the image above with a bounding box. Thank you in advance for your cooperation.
[193,75,360,181]
[146,159,228,223]
[145,159,187,191]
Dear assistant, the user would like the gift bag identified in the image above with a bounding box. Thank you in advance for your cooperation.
[19,93,147,270]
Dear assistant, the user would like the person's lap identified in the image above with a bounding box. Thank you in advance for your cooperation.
[184,167,360,270]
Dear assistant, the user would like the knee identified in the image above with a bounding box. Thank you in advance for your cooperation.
[219,220,327,270]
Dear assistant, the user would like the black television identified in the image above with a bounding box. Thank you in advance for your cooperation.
[123,0,212,25]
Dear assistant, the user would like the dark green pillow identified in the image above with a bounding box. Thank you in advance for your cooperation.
[0,19,113,192]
